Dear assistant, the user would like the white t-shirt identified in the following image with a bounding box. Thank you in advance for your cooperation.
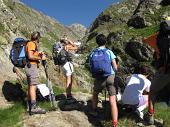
[122,74,151,105]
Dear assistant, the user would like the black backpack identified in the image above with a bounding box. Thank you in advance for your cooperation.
[53,48,73,65]
[156,20,170,68]
[10,38,28,68]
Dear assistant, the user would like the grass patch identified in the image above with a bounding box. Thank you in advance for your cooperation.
[0,103,25,127]
[100,103,170,127]
[53,85,65,94]
[155,103,170,127]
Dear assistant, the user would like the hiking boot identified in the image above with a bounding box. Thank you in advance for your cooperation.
[29,106,46,115]
[135,109,144,120]
[144,112,154,125]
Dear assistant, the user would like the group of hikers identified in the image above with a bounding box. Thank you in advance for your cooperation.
[10,16,170,127]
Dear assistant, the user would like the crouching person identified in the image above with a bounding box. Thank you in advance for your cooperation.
[26,31,47,115]
[89,34,118,127]
[122,66,151,120]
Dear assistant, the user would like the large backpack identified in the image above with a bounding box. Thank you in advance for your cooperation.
[10,38,28,68]
[53,43,73,65]
[89,48,112,78]
[156,19,170,69]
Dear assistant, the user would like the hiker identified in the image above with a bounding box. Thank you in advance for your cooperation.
[26,31,47,115]
[89,34,118,127]
[145,17,170,125]
[122,66,151,120]
[59,37,78,101]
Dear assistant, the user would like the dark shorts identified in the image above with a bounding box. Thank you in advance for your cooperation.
[93,75,116,96]
[26,64,39,85]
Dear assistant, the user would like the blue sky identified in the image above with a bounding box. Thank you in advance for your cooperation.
[21,0,120,27]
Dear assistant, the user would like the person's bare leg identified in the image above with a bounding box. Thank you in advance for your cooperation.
[66,75,72,97]
[109,95,118,127]
[92,91,98,110]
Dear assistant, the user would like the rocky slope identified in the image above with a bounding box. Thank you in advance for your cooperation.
[84,0,170,98]
[0,0,80,80]
[68,23,87,39]
[0,0,89,108]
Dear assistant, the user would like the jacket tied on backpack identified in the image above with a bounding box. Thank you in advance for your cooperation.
[89,47,116,78]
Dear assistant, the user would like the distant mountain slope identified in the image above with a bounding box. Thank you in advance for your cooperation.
[68,23,87,39]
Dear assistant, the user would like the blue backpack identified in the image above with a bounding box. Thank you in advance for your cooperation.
[10,38,28,68]
[90,48,112,78]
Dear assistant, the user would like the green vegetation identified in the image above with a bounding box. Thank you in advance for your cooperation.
[155,103,170,127]
[0,103,25,127]
[101,103,170,127]
[0,23,5,33]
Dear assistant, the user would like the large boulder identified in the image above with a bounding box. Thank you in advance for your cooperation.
[90,14,112,32]
[125,40,153,61]
[160,0,170,6]
[127,15,146,28]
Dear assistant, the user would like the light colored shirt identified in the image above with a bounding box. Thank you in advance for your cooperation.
[122,74,151,105]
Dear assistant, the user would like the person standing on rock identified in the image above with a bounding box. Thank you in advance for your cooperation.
[59,36,78,102]
[89,34,118,127]
[26,31,47,115]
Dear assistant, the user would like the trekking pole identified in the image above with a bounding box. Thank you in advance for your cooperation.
[13,67,27,86]
[42,60,56,110]
[104,88,107,119]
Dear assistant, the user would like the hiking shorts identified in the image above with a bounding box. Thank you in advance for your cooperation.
[150,71,170,102]
[25,64,39,85]
[62,62,74,76]
[93,75,116,96]
[138,95,148,108]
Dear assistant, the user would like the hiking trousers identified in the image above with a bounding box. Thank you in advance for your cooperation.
[150,71,170,102]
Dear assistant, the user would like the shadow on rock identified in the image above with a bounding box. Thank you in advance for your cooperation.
[2,80,26,102]
[56,94,111,127]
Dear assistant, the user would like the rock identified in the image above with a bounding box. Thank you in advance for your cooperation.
[127,15,146,28]
[107,32,122,44]
[68,24,87,39]
[89,14,112,32]
[23,110,92,127]
[136,122,145,126]
[0,35,8,45]
[23,92,93,127]
[125,40,153,61]
[160,0,170,6]
[154,118,164,126]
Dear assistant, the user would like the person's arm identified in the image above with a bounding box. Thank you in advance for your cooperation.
[27,50,42,61]
[27,42,46,61]
[112,59,118,72]
[109,50,118,72]
[67,40,77,47]
[143,80,151,95]
[64,40,78,52]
